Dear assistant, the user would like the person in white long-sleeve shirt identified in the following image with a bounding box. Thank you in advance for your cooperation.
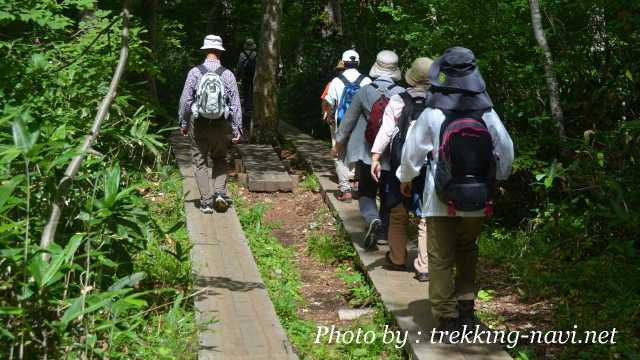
[396,47,514,340]
[324,49,371,201]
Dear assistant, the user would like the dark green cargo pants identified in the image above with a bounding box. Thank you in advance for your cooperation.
[426,216,484,320]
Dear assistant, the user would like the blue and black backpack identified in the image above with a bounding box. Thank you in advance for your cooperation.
[336,74,366,126]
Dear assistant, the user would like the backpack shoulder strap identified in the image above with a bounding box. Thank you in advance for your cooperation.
[197,64,209,76]
[337,74,350,86]
[241,51,255,64]
[397,92,414,135]
[398,91,412,105]
[240,52,249,65]
[438,109,454,146]
[214,66,227,76]
[355,74,366,85]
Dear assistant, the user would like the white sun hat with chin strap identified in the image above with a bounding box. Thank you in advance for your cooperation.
[200,34,225,51]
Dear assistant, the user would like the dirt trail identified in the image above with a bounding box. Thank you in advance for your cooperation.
[238,187,353,325]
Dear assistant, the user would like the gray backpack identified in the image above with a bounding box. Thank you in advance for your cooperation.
[191,65,228,120]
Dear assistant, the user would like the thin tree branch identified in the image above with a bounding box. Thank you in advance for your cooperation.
[529,0,566,139]
[40,4,130,255]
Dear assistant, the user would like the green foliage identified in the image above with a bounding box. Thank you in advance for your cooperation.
[0,1,195,357]
[2,0,638,357]
[337,265,376,308]
[236,197,303,323]
[300,173,320,193]
[480,221,640,359]
[234,193,401,359]
[306,210,355,263]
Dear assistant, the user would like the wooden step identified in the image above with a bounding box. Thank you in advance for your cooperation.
[237,144,294,192]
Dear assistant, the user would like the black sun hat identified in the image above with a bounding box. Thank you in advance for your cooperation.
[427,47,493,111]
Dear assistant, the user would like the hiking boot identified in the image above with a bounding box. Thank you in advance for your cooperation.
[200,198,214,214]
[335,190,353,202]
[458,300,490,337]
[221,193,233,205]
[432,317,461,344]
[458,300,479,327]
[213,192,230,213]
[363,218,381,249]
[415,271,430,282]
[384,251,408,271]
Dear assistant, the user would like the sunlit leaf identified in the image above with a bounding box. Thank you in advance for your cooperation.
[60,289,130,327]
[12,118,39,155]
[0,176,24,209]
[108,272,146,292]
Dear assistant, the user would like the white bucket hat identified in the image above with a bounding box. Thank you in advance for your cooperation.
[342,49,360,63]
[200,34,225,51]
[369,50,401,81]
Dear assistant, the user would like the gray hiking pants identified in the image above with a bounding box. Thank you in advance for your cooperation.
[356,161,389,233]
[190,119,231,200]
[330,122,352,193]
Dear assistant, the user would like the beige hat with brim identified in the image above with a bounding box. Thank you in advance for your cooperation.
[369,50,401,81]
[405,57,434,87]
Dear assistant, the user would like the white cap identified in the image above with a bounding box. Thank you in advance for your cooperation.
[200,34,225,51]
[342,49,359,63]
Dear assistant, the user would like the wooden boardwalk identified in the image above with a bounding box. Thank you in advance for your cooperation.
[280,122,512,360]
[237,144,294,192]
[171,133,298,360]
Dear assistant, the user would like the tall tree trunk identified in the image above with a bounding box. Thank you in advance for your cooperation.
[252,0,282,144]
[207,0,233,42]
[329,0,343,35]
[529,0,565,139]
[294,0,313,70]
[142,0,159,103]
[322,0,342,38]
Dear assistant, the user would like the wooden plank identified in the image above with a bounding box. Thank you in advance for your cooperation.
[171,132,298,360]
[280,122,512,360]
[237,144,294,192]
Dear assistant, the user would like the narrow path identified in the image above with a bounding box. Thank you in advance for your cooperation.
[280,122,512,360]
[170,133,298,360]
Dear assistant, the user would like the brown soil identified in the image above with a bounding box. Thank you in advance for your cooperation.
[237,187,352,325]
[477,258,556,357]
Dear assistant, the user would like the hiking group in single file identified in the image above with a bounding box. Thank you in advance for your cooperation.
[179,34,514,340]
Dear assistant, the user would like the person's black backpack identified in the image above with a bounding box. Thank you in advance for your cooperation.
[389,92,428,171]
[434,109,496,216]
[240,50,256,80]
